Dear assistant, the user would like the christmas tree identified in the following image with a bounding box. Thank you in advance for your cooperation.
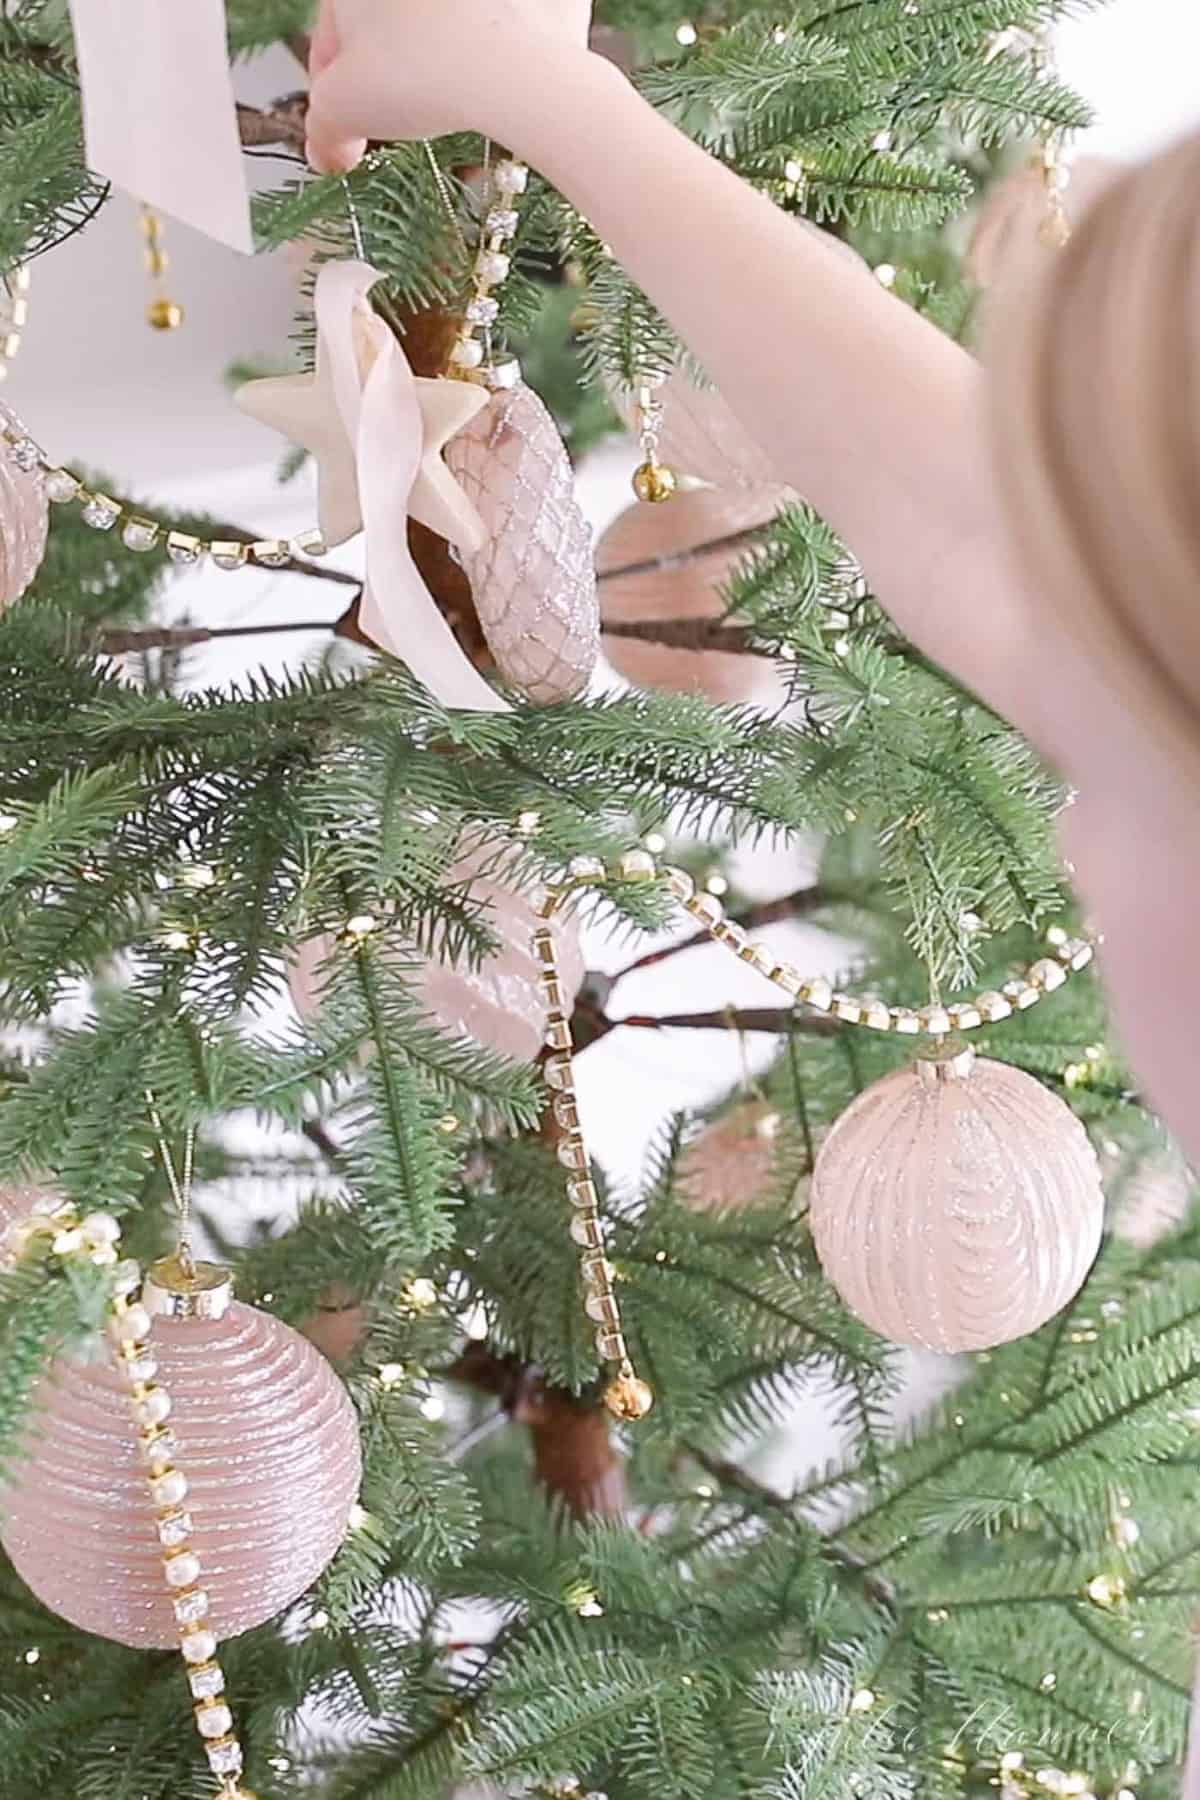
[0,3,1195,1799]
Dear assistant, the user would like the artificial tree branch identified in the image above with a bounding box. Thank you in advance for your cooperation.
[448,1342,627,1518]
[610,883,854,981]
[597,522,772,587]
[616,1005,841,1035]
[601,615,766,656]
[236,97,308,152]
[97,616,349,655]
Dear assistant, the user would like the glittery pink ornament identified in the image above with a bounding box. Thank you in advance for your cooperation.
[0,1182,55,1231]
[444,382,599,704]
[809,1045,1104,1353]
[1,1300,361,1648]
[599,486,788,704]
[679,1100,784,1212]
[291,843,586,1064]
[0,406,48,608]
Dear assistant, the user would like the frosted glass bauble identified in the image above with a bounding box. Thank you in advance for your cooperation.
[679,1100,784,1212]
[599,486,788,704]
[1,1301,361,1647]
[810,1045,1103,1352]
[0,406,48,608]
[291,842,585,1065]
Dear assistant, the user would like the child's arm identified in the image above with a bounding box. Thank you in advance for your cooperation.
[308,0,1035,732]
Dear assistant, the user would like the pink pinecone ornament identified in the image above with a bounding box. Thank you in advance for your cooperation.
[1,1297,362,1647]
[445,383,599,704]
[809,1043,1104,1353]
[0,405,49,607]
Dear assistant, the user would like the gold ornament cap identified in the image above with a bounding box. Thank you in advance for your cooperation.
[915,1037,975,1086]
[143,1252,234,1321]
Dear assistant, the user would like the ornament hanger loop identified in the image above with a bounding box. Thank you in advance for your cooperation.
[142,1090,233,1320]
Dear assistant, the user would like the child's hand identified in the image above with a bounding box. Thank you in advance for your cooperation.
[306,0,593,174]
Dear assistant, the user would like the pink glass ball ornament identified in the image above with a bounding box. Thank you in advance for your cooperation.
[809,1043,1104,1353]
[291,842,586,1065]
[598,485,788,704]
[678,1099,784,1213]
[0,405,49,608]
[444,382,599,704]
[0,1268,362,1648]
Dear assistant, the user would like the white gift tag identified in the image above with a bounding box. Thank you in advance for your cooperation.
[69,0,253,253]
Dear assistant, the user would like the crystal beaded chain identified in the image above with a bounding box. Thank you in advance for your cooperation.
[536,847,1094,1420]
[3,1198,253,1799]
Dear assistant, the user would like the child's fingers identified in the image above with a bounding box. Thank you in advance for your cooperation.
[306,54,369,173]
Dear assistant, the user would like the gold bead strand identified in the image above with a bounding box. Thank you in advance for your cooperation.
[1030,29,1072,249]
[631,370,677,505]
[141,205,185,332]
[532,884,653,1423]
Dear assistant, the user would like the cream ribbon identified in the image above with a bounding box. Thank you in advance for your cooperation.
[313,261,509,713]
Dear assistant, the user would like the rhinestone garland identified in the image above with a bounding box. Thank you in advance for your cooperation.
[3,1198,252,1799]
[0,262,325,574]
[0,264,30,379]
[0,417,328,570]
[446,157,528,389]
[537,847,1093,1417]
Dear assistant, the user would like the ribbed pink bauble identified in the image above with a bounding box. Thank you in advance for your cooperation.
[679,1100,784,1212]
[292,844,586,1064]
[599,486,788,703]
[809,1044,1104,1353]
[0,405,49,607]
[444,382,599,705]
[0,1298,362,1648]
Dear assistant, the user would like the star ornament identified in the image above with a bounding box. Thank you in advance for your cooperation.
[235,268,487,553]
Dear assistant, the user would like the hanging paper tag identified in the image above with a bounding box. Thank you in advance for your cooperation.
[68,0,253,253]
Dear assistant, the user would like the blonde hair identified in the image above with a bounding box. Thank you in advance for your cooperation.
[988,129,1200,769]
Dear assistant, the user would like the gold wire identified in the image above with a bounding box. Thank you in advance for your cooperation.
[144,1088,198,1276]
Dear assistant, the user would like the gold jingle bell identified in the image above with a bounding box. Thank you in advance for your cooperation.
[603,1367,654,1421]
[632,460,678,505]
[146,296,185,331]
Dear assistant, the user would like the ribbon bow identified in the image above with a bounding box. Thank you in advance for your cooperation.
[238,260,510,713]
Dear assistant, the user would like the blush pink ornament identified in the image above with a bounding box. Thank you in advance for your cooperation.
[809,1043,1104,1353]
[445,382,600,704]
[0,406,49,608]
[291,842,586,1065]
[599,485,788,703]
[678,1099,784,1212]
[626,368,785,491]
[0,1288,361,1648]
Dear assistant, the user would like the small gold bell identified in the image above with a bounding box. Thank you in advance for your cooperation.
[603,1368,654,1421]
[146,296,185,331]
[632,460,678,505]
